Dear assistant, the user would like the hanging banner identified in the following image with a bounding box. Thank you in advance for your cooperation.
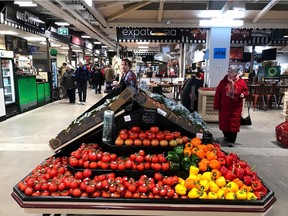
[4,4,46,34]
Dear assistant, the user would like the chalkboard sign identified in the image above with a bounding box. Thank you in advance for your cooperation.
[5,35,28,55]
[142,108,157,124]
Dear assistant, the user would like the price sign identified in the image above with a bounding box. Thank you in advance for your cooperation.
[58,27,69,35]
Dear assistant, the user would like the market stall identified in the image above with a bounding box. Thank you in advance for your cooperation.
[11,87,276,216]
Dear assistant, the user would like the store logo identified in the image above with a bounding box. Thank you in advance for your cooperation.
[121,28,177,37]
[16,10,41,27]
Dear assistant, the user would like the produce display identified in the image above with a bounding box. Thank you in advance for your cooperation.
[12,87,275,215]
[16,132,268,201]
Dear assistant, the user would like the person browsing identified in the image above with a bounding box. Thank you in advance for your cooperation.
[213,66,249,147]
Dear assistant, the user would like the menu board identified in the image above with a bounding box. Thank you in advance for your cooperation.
[5,35,28,55]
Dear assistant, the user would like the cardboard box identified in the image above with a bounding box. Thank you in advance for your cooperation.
[133,90,170,117]
[108,86,136,111]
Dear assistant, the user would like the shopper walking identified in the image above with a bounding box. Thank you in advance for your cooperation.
[104,64,115,93]
[61,65,76,104]
[75,61,90,105]
[91,64,104,94]
[181,72,204,112]
[213,66,249,147]
[119,58,137,92]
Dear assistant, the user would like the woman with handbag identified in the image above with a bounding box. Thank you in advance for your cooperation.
[213,66,249,147]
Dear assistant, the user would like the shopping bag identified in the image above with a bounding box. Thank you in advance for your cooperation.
[241,106,252,126]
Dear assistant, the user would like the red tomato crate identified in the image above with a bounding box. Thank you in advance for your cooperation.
[275,121,288,146]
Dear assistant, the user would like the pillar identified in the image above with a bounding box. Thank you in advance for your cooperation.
[206,27,231,87]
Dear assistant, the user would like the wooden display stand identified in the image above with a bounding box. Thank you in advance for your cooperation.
[198,88,218,122]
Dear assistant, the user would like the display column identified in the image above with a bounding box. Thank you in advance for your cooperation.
[206,27,231,87]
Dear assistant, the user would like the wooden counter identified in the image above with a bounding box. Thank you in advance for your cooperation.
[198,88,218,122]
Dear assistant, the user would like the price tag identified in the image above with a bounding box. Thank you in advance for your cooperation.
[157,108,167,116]
[196,133,203,139]
[124,115,131,122]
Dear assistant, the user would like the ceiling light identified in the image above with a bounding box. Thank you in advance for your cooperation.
[24,37,44,41]
[94,41,101,44]
[60,47,69,50]
[101,45,108,48]
[199,18,243,27]
[108,49,115,52]
[150,29,167,36]
[39,41,46,44]
[55,22,70,26]
[50,43,62,47]
[138,46,149,49]
[0,31,18,35]
[84,0,92,7]
[284,35,288,38]
[81,35,91,38]
[233,2,246,11]
[14,1,37,7]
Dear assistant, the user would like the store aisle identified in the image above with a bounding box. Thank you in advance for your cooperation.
[0,88,288,216]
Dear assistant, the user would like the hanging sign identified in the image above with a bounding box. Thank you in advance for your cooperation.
[58,27,69,35]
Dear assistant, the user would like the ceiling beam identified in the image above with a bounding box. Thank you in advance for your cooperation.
[34,0,116,48]
[220,0,235,15]
[80,0,107,27]
[106,1,152,22]
[157,0,165,22]
[252,0,280,23]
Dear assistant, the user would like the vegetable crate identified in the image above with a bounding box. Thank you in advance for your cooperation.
[275,120,288,146]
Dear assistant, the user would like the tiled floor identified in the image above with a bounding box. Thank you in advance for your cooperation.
[0,88,287,216]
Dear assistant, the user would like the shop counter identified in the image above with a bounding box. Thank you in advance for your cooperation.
[36,81,51,106]
[198,88,218,122]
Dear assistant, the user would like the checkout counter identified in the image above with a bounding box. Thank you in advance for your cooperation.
[16,74,51,113]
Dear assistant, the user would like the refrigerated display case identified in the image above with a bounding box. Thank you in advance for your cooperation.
[0,51,16,105]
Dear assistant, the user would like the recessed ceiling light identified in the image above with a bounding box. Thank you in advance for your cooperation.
[137,42,149,45]
[81,35,91,38]
[138,46,149,49]
[94,41,101,44]
[55,22,70,26]
[284,35,288,38]
[199,18,243,27]
[0,31,18,35]
[24,37,45,41]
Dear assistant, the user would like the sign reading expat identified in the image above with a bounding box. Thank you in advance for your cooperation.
[4,4,46,34]
[213,48,226,59]
[117,27,182,42]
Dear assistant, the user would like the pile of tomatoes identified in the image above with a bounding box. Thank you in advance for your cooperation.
[17,151,179,198]
[69,143,170,171]
[115,125,188,147]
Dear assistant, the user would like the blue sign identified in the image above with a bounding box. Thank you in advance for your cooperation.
[214,48,226,59]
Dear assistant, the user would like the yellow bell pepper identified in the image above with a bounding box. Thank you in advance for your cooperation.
[236,189,247,200]
[189,165,199,175]
[207,191,218,199]
[175,183,187,195]
[188,188,200,199]
[215,176,226,187]
[209,181,219,193]
[225,192,236,200]
[217,188,225,199]
[198,179,209,191]
[226,181,239,193]
[199,191,208,199]
[178,177,185,185]
[247,192,257,200]
[201,171,212,181]
[188,174,200,182]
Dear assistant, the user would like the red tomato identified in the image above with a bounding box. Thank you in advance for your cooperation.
[154,173,163,181]
[150,126,160,133]
[72,188,82,197]
[75,171,83,180]
[69,158,79,167]
[138,132,147,139]
[131,126,141,133]
[165,133,174,141]
[124,138,134,146]
[151,139,160,146]
[83,169,92,178]
[155,132,165,140]
[129,132,138,140]
[172,131,181,138]
[142,139,151,146]
[115,138,124,146]
[119,133,129,140]
[161,162,170,171]
[133,138,142,146]
[110,161,118,170]
[24,187,33,196]
[119,129,128,134]
[146,132,156,141]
